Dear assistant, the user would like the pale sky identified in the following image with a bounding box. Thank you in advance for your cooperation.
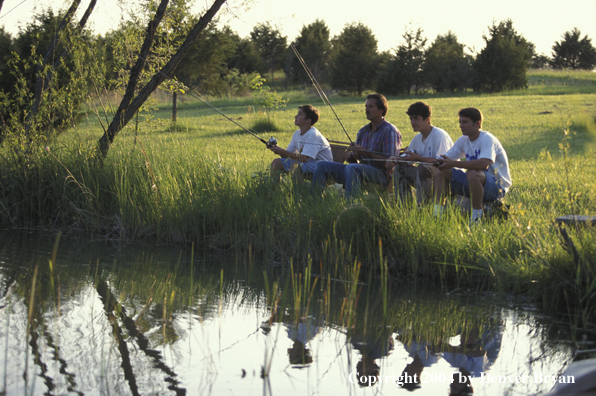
[1,0,595,56]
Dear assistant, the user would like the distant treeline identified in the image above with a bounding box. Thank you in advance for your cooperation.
[2,10,596,98]
[1,8,595,145]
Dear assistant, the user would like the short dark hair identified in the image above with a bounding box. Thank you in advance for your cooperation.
[458,107,483,126]
[366,93,388,117]
[406,102,431,120]
[299,104,319,125]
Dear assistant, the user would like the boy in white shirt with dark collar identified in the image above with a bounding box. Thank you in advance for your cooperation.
[269,104,332,181]
[390,102,453,204]
[433,107,512,226]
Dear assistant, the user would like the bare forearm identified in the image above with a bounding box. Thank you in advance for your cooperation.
[272,147,308,162]
[453,158,491,170]
[437,155,491,171]
[405,152,435,163]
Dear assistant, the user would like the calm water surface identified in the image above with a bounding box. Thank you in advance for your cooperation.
[0,231,593,396]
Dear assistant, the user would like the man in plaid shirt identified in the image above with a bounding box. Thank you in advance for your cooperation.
[311,93,401,199]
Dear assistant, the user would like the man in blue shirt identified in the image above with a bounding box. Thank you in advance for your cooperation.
[311,93,401,199]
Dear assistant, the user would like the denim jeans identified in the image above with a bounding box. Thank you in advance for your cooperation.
[450,168,505,202]
[311,161,388,199]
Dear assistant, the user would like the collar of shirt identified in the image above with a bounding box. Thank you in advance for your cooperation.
[364,119,386,134]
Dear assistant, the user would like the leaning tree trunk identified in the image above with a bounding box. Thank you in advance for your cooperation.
[97,0,228,159]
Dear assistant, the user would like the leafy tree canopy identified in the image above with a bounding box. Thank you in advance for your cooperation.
[474,19,533,92]
[291,19,332,85]
[330,22,379,96]
[424,31,473,92]
[250,22,287,80]
[377,25,427,96]
[551,28,596,70]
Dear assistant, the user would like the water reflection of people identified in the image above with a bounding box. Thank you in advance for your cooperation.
[450,368,474,396]
[397,336,441,391]
[394,319,502,393]
[351,330,395,386]
[260,313,322,367]
[285,317,321,367]
[440,323,503,377]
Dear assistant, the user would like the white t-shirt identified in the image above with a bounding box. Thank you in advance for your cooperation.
[444,131,512,193]
[286,127,333,162]
[406,126,453,159]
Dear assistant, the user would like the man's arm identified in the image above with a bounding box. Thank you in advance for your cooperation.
[269,146,310,162]
[349,144,390,161]
[436,155,492,170]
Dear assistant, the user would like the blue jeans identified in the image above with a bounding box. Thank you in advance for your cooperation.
[311,161,388,199]
[280,158,317,174]
[450,169,505,202]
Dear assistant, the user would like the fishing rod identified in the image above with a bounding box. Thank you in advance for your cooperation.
[190,89,278,148]
[152,68,278,149]
[291,44,354,145]
[367,158,440,166]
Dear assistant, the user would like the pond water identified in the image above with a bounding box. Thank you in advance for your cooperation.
[0,231,594,396]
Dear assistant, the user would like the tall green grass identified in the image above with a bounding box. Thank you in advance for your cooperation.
[1,72,596,325]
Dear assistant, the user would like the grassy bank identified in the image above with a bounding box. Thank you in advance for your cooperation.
[1,70,596,325]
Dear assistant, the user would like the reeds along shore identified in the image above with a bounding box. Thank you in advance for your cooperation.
[1,71,595,325]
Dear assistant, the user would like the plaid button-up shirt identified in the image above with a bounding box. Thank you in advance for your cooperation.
[355,119,401,168]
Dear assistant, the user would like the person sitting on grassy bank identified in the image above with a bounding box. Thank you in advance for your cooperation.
[389,101,453,205]
[268,104,333,181]
[311,93,401,199]
[433,107,512,226]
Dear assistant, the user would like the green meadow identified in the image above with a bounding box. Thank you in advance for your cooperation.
[1,69,595,325]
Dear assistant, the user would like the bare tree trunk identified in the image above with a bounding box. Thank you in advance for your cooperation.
[97,0,227,159]
[172,92,177,124]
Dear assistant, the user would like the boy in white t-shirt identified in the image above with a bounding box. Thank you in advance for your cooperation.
[433,107,512,226]
[269,104,332,181]
[389,102,453,204]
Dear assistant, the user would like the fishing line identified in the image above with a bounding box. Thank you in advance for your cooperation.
[291,44,353,145]
[158,70,411,160]
[152,68,276,148]
[188,89,277,148]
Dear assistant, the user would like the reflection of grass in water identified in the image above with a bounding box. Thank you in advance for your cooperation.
[1,231,585,394]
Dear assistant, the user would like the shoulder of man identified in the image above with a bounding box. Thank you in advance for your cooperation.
[431,126,450,136]
[383,120,400,132]
[478,130,504,146]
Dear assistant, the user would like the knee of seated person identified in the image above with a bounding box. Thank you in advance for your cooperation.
[466,169,485,183]
[435,167,449,179]
[271,158,283,171]
[345,163,361,176]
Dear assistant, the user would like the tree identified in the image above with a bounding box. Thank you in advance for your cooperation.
[423,31,473,92]
[225,34,261,75]
[531,53,550,69]
[377,26,426,95]
[175,24,239,95]
[0,27,12,93]
[330,22,379,96]
[26,0,97,140]
[97,0,228,159]
[249,22,287,82]
[474,19,533,92]
[290,19,332,86]
[551,28,596,70]
[0,5,97,147]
